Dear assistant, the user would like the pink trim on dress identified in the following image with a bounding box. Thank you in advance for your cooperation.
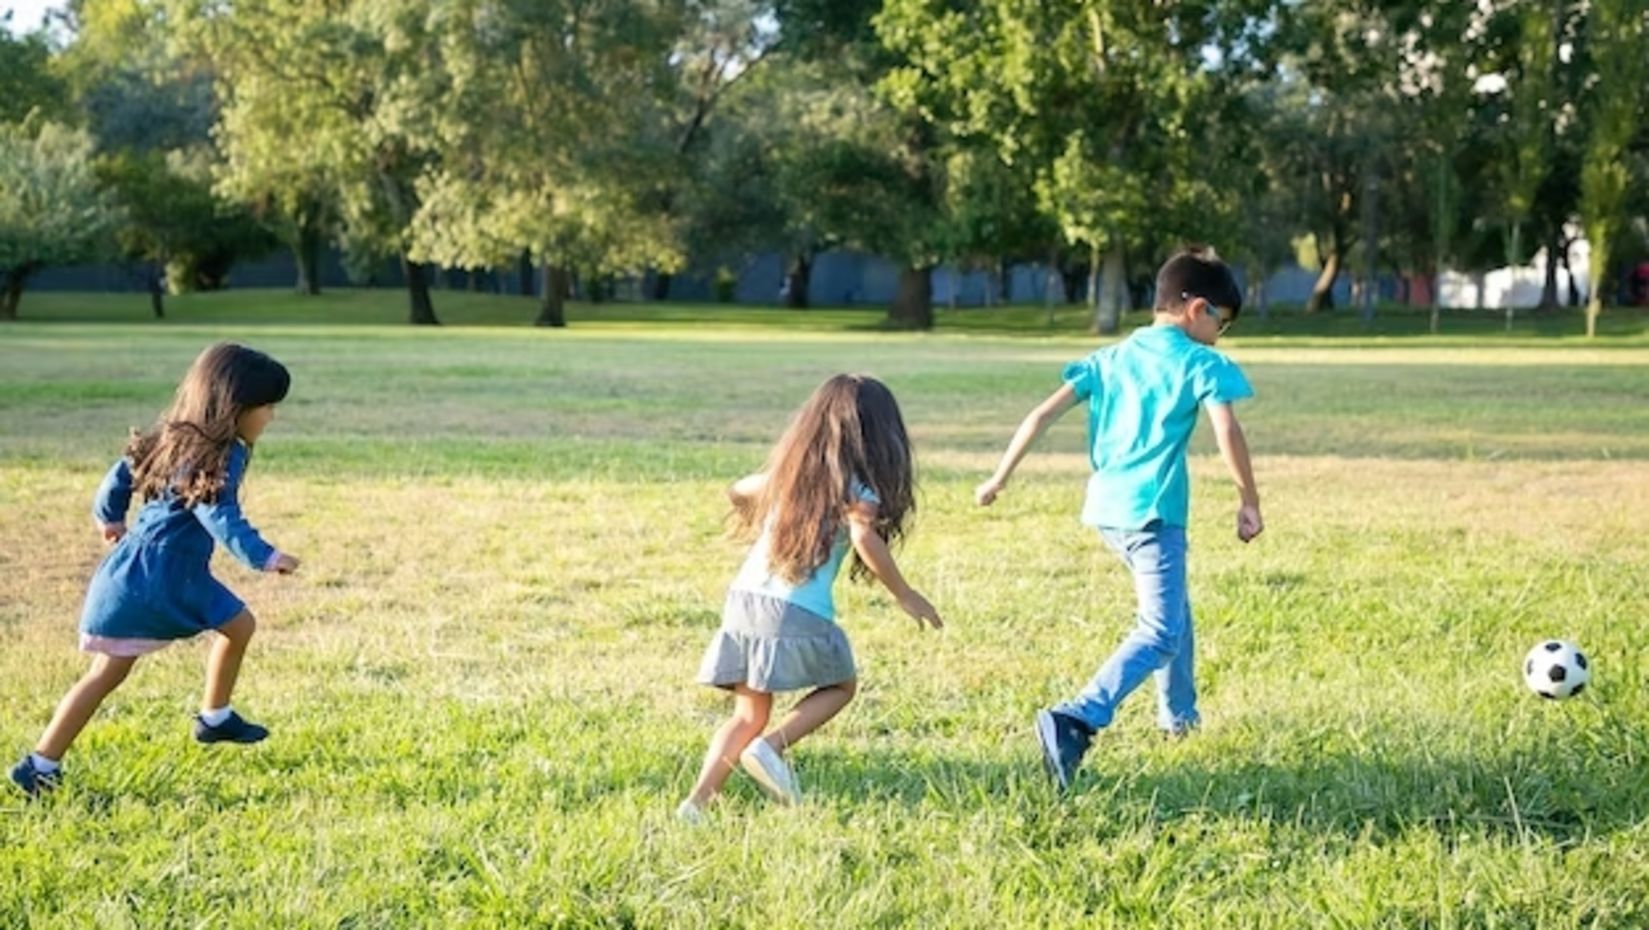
[79,633,174,657]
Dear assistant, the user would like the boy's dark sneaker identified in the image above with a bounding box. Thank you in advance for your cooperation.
[9,756,62,798]
[193,712,269,745]
[1035,709,1093,793]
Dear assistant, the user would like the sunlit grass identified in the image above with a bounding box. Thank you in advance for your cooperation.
[2,294,1647,927]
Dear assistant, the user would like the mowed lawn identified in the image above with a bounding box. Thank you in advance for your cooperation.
[2,291,1648,928]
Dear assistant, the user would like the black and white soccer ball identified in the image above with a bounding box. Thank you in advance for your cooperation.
[1523,640,1590,699]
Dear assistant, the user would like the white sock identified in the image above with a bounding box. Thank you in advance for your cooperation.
[200,706,233,727]
[29,752,60,774]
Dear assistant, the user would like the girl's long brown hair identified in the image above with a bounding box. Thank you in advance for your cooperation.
[126,343,290,507]
[734,374,914,583]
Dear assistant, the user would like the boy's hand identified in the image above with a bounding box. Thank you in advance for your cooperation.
[974,477,1005,507]
[101,522,126,544]
[1237,505,1264,543]
[897,589,945,631]
[273,553,301,574]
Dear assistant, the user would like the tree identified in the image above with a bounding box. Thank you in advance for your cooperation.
[58,0,276,305]
[878,0,1264,333]
[1491,0,1559,331]
[405,0,690,327]
[0,119,120,319]
[99,147,275,316]
[763,0,946,328]
[177,0,447,322]
[0,20,69,123]
[1577,0,1647,337]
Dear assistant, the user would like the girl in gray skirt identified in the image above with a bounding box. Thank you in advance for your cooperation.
[678,375,945,821]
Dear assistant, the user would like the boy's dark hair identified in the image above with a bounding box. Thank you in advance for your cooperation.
[1154,246,1242,319]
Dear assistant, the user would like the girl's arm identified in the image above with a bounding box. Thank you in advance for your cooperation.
[92,458,134,541]
[1207,402,1263,542]
[846,502,943,630]
[192,445,295,572]
[976,384,1080,506]
[727,472,768,505]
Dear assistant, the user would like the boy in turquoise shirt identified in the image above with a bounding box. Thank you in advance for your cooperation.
[976,249,1263,791]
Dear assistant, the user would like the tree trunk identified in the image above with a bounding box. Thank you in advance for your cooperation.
[1505,222,1522,332]
[518,251,535,297]
[887,265,933,330]
[1561,244,1580,306]
[1305,245,1340,314]
[1474,271,1487,311]
[0,270,24,321]
[149,262,166,319]
[1093,243,1126,335]
[1585,228,1609,339]
[784,253,812,309]
[0,263,38,320]
[1359,168,1379,326]
[1245,263,1269,322]
[1539,224,1562,311]
[1061,266,1085,307]
[294,224,322,296]
[1043,247,1060,326]
[536,261,569,327]
[651,271,672,301]
[948,266,960,311]
[401,255,439,325]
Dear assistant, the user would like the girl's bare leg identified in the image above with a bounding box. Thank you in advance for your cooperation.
[686,685,772,806]
[35,654,139,761]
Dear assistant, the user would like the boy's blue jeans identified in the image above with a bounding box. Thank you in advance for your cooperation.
[1054,522,1199,734]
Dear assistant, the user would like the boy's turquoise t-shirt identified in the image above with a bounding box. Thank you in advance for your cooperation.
[1064,325,1253,530]
[729,481,880,621]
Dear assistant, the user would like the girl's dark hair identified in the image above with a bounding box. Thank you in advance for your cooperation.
[127,342,290,506]
[733,374,915,583]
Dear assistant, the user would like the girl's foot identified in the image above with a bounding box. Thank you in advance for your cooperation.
[675,800,707,824]
[9,756,62,798]
[192,711,268,745]
[739,739,800,805]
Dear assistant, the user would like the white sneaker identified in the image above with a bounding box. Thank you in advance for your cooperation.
[675,799,706,825]
[739,738,801,805]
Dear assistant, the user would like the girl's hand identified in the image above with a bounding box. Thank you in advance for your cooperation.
[101,522,126,543]
[898,589,945,631]
[273,553,301,574]
[1237,504,1264,543]
[974,477,1005,507]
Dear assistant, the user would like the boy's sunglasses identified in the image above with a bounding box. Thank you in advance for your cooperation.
[1182,291,1237,335]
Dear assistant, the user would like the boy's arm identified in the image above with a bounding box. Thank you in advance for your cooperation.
[846,502,943,630]
[1207,402,1263,542]
[92,458,134,542]
[975,384,1080,506]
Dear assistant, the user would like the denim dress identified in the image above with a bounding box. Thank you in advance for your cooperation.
[79,441,276,646]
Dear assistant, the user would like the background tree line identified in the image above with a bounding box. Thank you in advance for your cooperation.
[2,0,1645,334]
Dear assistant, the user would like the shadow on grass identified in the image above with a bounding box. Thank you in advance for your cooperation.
[788,738,1644,847]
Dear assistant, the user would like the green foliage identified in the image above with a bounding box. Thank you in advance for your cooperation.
[0,26,68,123]
[0,119,120,316]
[405,0,689,285]
[1579,0,1648,333]
[98,147,276,293]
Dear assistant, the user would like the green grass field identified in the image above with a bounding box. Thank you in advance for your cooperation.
[3,290,1648,928]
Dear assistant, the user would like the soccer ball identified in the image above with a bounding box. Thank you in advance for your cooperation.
[1523,640,1590,699]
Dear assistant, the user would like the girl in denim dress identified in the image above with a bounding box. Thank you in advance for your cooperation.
[10,343,300,797]
[677,375,945,821]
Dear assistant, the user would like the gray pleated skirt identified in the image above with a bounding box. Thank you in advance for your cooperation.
[696,591,857,692]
